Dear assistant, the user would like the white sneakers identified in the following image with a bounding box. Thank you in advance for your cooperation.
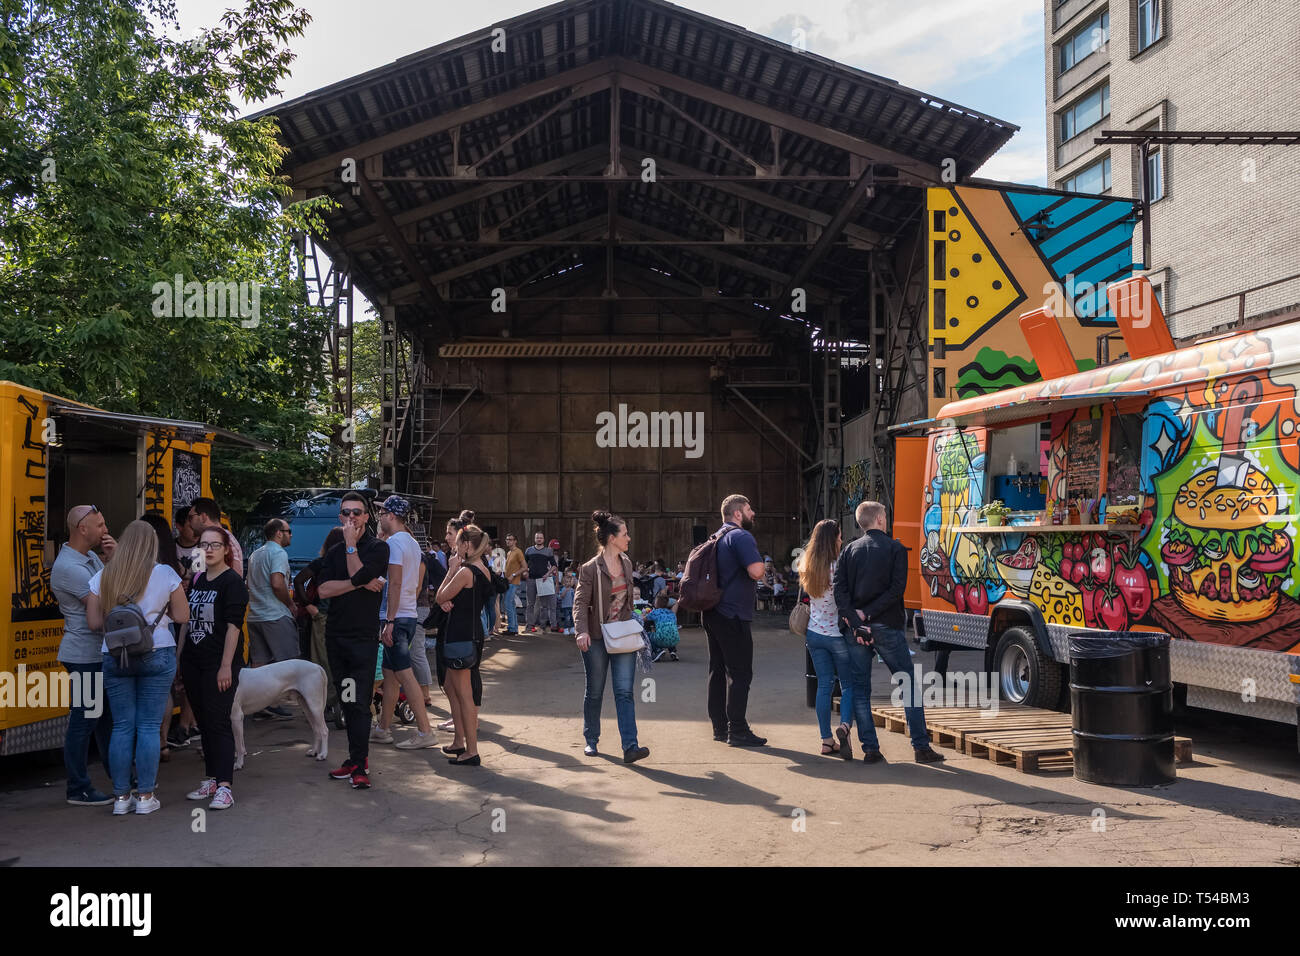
[395,731,440,750]
[187,779,217,800]
[370,723,395,744]
[112,793,160,815]
[186,778,232,809]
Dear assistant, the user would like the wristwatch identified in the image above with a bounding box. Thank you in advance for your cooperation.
[346,546,357,554]
[384,619,396,626]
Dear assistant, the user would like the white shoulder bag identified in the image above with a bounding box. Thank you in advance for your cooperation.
[595,561,645,654]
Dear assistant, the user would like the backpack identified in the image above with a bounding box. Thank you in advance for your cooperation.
[104,600,168,668]
[677,527,740,612]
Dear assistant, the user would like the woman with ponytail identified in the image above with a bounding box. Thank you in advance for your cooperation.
[572,511,649,764]
[434,521,495,766]
[796,519,855,759]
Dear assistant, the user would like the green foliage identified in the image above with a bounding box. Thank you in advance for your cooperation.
[0,0,339,519]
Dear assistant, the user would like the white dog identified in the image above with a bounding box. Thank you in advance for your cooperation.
[231,659,330,771]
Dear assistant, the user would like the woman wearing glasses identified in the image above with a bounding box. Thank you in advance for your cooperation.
[178,525,249,810]
[87,520,189,815]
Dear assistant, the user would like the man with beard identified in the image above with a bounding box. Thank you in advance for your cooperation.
[704,494,767,747]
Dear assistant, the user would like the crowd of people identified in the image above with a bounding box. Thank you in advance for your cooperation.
[51,488,940,812]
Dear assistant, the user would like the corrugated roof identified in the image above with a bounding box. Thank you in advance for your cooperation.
[255,0,1017,336]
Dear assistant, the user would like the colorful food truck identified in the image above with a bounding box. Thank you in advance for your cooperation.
[0,381,263,756]
[894,278,1300,747]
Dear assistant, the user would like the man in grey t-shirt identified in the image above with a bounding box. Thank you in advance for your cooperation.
[50,505,117,806]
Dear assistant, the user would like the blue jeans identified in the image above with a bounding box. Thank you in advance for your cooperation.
[805,629,854,740]
[62,660,112,797]
[846,625,930,750]
[481,589,498,635]
[102,647,176,796]
[581,638,639,751]
[504,583,519,632]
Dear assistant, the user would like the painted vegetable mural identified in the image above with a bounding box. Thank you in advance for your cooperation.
[919,329,1300,653]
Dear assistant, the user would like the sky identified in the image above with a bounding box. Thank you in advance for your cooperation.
[173,0,1050,185]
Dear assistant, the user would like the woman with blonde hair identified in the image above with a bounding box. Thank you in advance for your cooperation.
[797,519,854,760]
[434,522,496,766]
[87,519,190,814]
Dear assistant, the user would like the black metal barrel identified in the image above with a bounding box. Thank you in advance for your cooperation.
[1069,633,1175,786]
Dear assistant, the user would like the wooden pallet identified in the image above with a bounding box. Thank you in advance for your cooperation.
[870,703,1193,774]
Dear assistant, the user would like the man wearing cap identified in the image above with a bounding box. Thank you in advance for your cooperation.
[371,495,439,749]
[51,505,117,806]
[524,531,558,634]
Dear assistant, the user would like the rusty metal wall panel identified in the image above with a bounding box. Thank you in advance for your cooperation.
[458,433,508,472]
[508,393,560,431]
[510,433,559,471]
[563,473,610,513]
[558,359,610,392]
[508,363,560,392]
[612,473,660,513]
[610,443,660,472]
[475,393,509,432]
[459,474,508,512]
[616,361,661,392]
[510,473,559,513]
[662,360,711,393]
[562,432,609,471]
[713,430,762,472]
[560,394,610,428]
[662,473,711,512]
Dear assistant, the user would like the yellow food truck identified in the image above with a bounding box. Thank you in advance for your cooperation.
[0,381,264,756]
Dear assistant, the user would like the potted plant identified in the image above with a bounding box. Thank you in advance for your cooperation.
[979,500,1013,526]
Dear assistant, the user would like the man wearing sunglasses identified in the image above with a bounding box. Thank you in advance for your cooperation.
[315,492,389,789]
[51,505,117,806]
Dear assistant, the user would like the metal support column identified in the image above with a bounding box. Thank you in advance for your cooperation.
[379,303,397,492]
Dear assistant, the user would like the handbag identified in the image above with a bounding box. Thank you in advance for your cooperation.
[788,586,810,637]
[595,561,645,654]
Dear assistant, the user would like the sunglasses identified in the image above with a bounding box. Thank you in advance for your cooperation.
[340,508,366,517]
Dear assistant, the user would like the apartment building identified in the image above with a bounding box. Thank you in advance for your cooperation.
[1044,0,1300,338]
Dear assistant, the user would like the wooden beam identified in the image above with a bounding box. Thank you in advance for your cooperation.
[611,57,942,182]
[391,216,608,300]
[357,176,459,336]
[291,62,615,184]
[334,146,608,246]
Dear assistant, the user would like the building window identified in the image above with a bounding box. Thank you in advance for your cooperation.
[1060,12,1109,72]
[1062,155,1111,194]
[1137,0,1162,51]
[1146,145,1164,201]
[1059,83,1110,142]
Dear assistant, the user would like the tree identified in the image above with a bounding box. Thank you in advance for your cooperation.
[0,0,337,516]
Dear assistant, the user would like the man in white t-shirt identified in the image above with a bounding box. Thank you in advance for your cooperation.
[371,496,438,749]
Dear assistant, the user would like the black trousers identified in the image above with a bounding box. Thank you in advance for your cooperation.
[327,632,378,766]
[703,610,754,735]
[180,651,241,784]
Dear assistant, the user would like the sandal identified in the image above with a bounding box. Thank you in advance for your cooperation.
[820,741,840,756]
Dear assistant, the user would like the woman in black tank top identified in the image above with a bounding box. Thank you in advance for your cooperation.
[435,523,494,766]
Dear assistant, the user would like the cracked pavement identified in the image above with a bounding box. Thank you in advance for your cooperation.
[2,625,1298,865]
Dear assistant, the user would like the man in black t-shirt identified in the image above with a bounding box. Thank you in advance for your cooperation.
[316,492,389,789]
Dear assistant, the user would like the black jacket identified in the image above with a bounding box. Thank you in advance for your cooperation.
[832,529,908,633]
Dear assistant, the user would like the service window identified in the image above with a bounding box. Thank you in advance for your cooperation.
[1105,412,1143,507]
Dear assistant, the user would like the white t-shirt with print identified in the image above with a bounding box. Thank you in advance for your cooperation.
[807,560,840,636]
[89,564,183,652]
[385,530,423,620]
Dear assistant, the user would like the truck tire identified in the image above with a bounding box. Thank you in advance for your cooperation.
[993,627,1062,709]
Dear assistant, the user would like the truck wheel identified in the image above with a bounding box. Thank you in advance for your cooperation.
[993,627,1062,708]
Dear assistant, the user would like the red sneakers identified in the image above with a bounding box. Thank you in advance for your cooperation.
[350,770,371,789]
[329,759,368,780]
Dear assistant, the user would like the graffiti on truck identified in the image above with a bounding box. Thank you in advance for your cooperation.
[924,327,1300,653]
[11,394,57,622]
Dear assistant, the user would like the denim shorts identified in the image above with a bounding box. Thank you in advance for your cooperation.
[381,617,418,672]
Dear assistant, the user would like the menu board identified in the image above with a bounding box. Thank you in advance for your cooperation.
[1066,418,1102,499]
